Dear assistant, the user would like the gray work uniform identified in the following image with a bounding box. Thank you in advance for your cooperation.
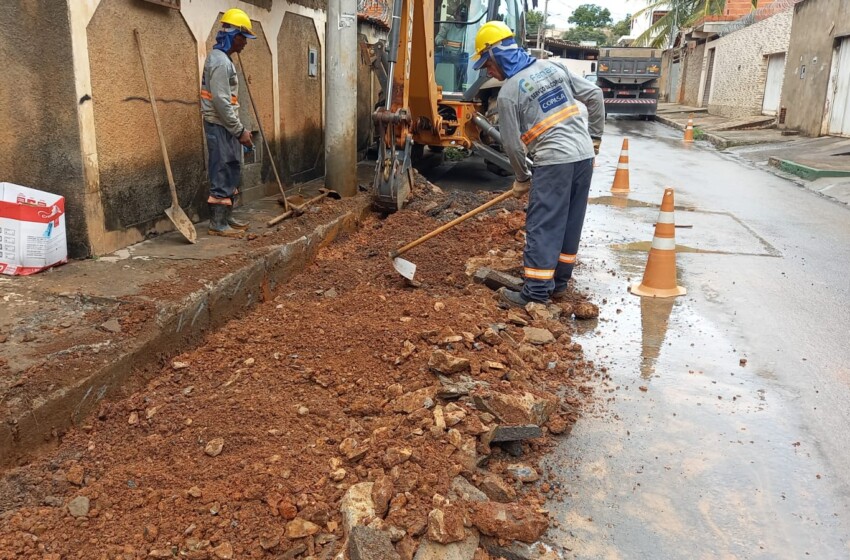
[497,59,605,301]
[201,49,246,203]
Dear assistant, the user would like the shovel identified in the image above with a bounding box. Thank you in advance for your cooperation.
[134,29,197,244]
[266,188,341,227]
[389,189,516,280]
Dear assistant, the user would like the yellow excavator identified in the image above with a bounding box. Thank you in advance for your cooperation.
[364,0,530,212]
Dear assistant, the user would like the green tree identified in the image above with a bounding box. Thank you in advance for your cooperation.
[633,0,760,47]
[526,10,545,36]
[562,26,609,46]
[610,14,632,41]
[568,4,612,28]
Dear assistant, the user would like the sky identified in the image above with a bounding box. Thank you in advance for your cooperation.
[541,0,643,29]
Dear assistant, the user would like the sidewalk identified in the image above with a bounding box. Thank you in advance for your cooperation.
[655,103,850,206]
[0,166,373,467]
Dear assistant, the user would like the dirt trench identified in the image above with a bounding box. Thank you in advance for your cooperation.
[0,177,602,559]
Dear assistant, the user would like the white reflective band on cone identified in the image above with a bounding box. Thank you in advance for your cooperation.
[620,150,629,157]
[651,236,676,250]
[617,164,628,169]
[657,211,675,224]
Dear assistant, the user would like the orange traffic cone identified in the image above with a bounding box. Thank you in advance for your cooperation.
[610,138,629,193]
[630,188,686,298]
[684,114,695,143]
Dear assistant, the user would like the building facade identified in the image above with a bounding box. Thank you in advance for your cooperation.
[1,0,386,258]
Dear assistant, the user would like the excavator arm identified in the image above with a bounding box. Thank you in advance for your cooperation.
[368,0,529,212]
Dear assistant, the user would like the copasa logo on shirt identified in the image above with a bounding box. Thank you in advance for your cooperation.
[518,78,535,93]
[538,86,567,112]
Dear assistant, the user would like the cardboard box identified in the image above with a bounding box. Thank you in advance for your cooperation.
[0,182,68,276]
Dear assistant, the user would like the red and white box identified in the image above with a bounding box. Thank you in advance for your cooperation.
[0,182,68,276]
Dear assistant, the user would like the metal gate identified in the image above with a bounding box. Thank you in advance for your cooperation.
[668,61,681,103]
[702,48,716,107]
[762,53,785,116]
[828,38,850,137]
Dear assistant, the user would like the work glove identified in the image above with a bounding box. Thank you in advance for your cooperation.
[512,179,531,199]
[592,137,602,156]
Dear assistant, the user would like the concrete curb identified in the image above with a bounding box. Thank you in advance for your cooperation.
[768,157,850,181]
[655,114,730,150]
[1,200,371,467]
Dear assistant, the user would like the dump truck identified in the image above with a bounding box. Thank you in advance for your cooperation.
[597,47,661,118]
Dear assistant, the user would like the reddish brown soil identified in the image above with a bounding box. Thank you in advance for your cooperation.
[0,183,600,559]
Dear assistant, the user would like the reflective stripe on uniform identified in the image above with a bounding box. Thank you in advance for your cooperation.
[445,40,462,48]
[651,236,676,250]
[521,104,581,145]
[200,90,238,104]
[524,267,555,280]
[558,253,576,264]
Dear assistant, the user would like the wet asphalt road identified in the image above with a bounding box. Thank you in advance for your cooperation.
[422,119,850,558]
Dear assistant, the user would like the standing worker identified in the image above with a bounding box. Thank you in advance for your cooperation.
[435,3,470,91]
[471,21,604,307]
[201,8,256,238]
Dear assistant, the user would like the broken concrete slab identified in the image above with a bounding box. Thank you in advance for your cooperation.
[472,391,557,426]
[473,267,524,292]
[413,530,479,560]
[479,536,565,560]
[348,526,401,560]
[488,425,543,443]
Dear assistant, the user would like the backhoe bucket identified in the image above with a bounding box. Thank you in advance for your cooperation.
[373,134,413,213]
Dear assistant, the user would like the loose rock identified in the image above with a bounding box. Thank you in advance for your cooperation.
[204,438,224,457]
[573,302,599,320]
[472,392,557,426]
[470,503,548,543]
[427,506,466,544]
[67,496,90,518]
[212,541,233,559]
[506,464,540,483]
[428,350,471,375]
[522,327,555,346]
[285,518,320,539]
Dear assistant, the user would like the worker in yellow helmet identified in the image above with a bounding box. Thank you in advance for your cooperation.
[201,8,256,238]
[471,21,605,307]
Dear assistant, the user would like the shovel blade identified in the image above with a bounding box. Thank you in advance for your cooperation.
[165,204,197,244]
[392,257,416,280]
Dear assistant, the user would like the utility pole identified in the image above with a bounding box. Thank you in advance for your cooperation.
[536,0,549,50]
[325,0,358,197]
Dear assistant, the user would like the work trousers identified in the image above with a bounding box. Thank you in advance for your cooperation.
[521,159,593,302]
[205,121,242,204]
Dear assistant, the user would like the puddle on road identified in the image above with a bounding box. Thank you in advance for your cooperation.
[609,240,771,257]
[543,243,848,559]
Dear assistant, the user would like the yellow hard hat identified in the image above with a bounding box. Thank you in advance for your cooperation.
[471,20,514,62]
[221,8,256,38]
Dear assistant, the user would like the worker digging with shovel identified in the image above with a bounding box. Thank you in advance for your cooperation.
[201,8,256,238]
[471,21,605,307]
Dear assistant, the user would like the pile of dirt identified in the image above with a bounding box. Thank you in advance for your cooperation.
[0,184,601,560]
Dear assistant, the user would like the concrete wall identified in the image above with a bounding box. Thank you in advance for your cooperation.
[681,42,706,106]
[0,1,88,256]
[279,12,324,183]
[780,0,850,136]
[704,9,793,118]
[88,0,206,232]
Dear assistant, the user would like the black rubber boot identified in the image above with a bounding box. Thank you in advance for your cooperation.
[208,204,243,238]
[225,205,250,230]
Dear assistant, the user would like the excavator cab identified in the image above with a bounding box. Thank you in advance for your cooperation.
[434,0,524,95]
[368,0,526,213]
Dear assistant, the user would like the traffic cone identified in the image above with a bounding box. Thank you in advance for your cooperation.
[684,114,695,143]
[610,138,629,193]
[630,188,686,298]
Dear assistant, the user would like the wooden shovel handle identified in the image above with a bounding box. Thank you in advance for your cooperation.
[389,189,516,258]
[134,29,179,208]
